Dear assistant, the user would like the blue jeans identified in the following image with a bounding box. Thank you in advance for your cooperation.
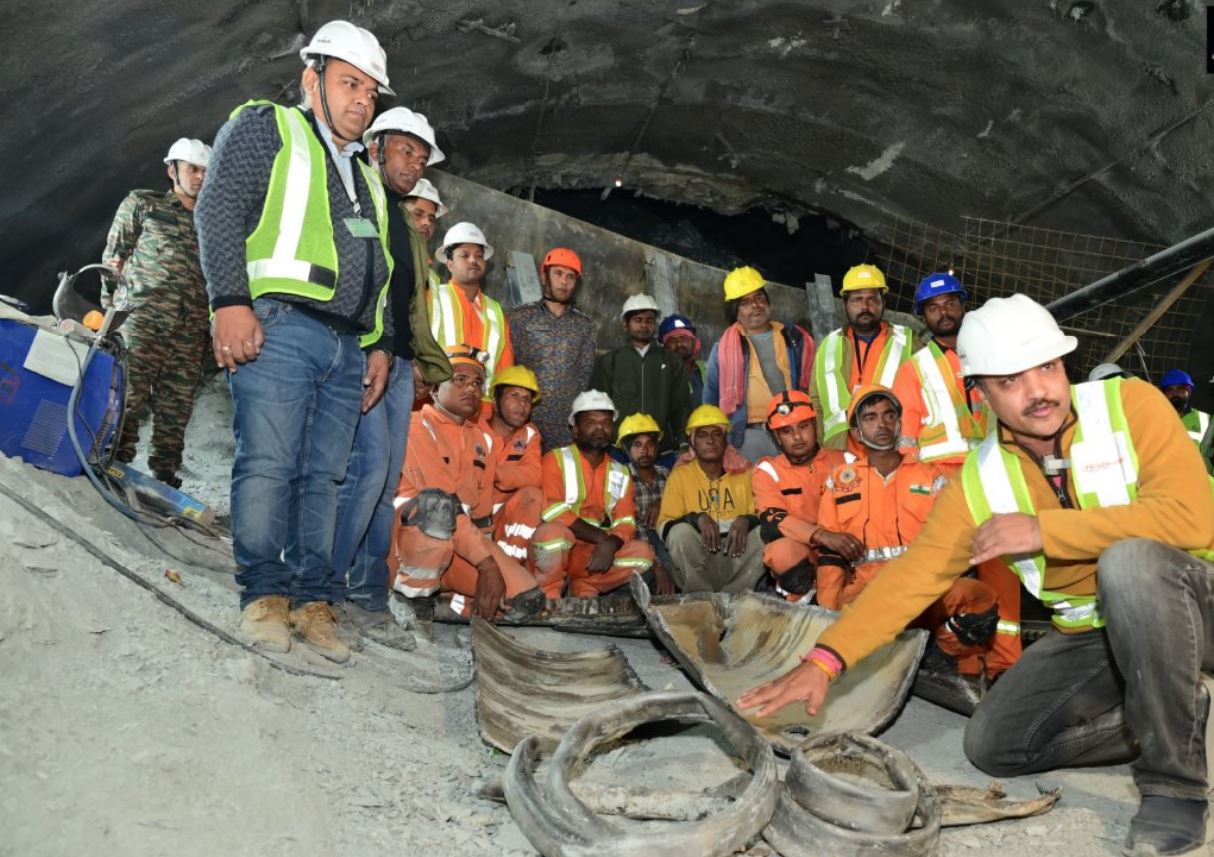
[331,356,413,611]
[228,299,364,609]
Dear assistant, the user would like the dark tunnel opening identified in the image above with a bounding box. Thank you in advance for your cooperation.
[526,188,876,293]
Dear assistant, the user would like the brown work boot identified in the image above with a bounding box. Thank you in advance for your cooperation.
[289,601,351,663]
[239,595,291,653]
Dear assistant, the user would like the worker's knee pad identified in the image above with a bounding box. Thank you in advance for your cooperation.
[758,508,787,543]
[773,558,815,595]
[946,603,1000,646]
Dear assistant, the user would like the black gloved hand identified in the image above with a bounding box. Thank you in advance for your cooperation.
[946,603,1000,646]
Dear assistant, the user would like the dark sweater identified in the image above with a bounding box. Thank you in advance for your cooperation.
[384,189,417,359]
[195,104,393,344]
[590,343,692,452]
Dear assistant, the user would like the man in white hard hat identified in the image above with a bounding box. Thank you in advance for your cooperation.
[741,294,1214,857]
[589,293,691,457]
[195,20,397,662]
[330,108,452,650]
[102,137,211,488]
[533,390,655,596]
[428,221,514,415]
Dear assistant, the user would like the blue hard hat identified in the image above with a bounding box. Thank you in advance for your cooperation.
[1159,368,1195,389]
[913,272,968,314]
[659,314,696,340]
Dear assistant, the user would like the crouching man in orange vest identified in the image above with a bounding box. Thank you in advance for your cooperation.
[533,390,655,598]
[391,345,547,619]
[741,295,1214,857]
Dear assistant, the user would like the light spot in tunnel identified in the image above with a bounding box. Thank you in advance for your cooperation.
[846,142,907,182]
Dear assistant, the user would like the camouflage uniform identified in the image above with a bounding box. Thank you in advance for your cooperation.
[103,189,208,482]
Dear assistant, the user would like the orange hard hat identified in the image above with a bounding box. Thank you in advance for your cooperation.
[541,247,582,276]
[766,390,816,430]
[847,384,901,424]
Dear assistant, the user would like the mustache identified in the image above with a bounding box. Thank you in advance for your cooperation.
[1022,398,1061,416]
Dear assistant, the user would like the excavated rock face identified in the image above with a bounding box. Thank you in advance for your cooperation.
[3,0,1210,312]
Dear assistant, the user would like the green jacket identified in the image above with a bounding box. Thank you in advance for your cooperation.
[400,201,451,385]
[590,343,692,452]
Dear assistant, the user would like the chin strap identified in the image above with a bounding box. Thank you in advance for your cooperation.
[170,162,198,199]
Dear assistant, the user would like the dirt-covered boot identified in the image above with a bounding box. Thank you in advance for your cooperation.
[289,602,351,664]
[238,595,291,653]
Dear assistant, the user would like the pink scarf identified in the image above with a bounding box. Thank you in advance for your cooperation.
[717,322,815,416]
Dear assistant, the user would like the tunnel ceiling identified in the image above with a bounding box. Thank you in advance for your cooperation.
[3,0,1212,306]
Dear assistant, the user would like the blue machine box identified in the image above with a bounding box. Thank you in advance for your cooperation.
[0,317,123,476]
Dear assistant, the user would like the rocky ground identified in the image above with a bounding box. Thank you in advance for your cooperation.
[0,381,1149,856]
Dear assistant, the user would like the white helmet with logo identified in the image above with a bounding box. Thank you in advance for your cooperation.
[163,138,211,167]
[568,390,619,426]
[957,294,1077,377]
[362,107,444,165]
[437,222,493,261]
[300,20,394,96]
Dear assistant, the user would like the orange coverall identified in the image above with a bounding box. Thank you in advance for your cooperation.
[535,447,655,597]
[892,348,1021,675]
[816,457,998,675]
[752,448,849,597]
[486,421,552,593]
[391,404,545,612]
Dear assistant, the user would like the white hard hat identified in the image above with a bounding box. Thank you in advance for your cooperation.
[404,178,448,218]
[300,20,394,96]
[568,390,619,426]
[362,107,444,165]
[1088,362,1128,382]
[620,293,660,321]
[957,294,1077,377]
[163,138,211,167]
[437,222,493,262]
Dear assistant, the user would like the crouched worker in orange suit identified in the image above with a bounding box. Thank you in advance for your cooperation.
[752,391,852,602]
[484,365,555,595]
[891,276,1021,678]
[391,346,547,620]
[816,386,1000,675]
[533,390,655,597]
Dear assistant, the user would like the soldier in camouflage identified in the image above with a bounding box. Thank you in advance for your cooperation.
[102,137,210,488]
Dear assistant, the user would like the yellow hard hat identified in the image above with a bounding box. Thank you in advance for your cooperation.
[840,264,888,294]
[685,404,730,434]
[491,365,541,403]
[616,412,663,447]
[723,266,766,302]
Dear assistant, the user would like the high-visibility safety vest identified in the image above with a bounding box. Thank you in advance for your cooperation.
[910,341,990,462]
[236,101,393,348]
[541,446,635,531]
[962,377,1214,632]
[816,324,914,444]
[1182,408,1211,444]
[428,281,509,397]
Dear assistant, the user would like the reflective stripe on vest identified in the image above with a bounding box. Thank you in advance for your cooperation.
[237,101,393,348]
[815,324,914,444]
[541,447,632,528]
[961,378,1147,631]
[428,282,509,396]
[912,341,989,462]
[1184,409,1211,444]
